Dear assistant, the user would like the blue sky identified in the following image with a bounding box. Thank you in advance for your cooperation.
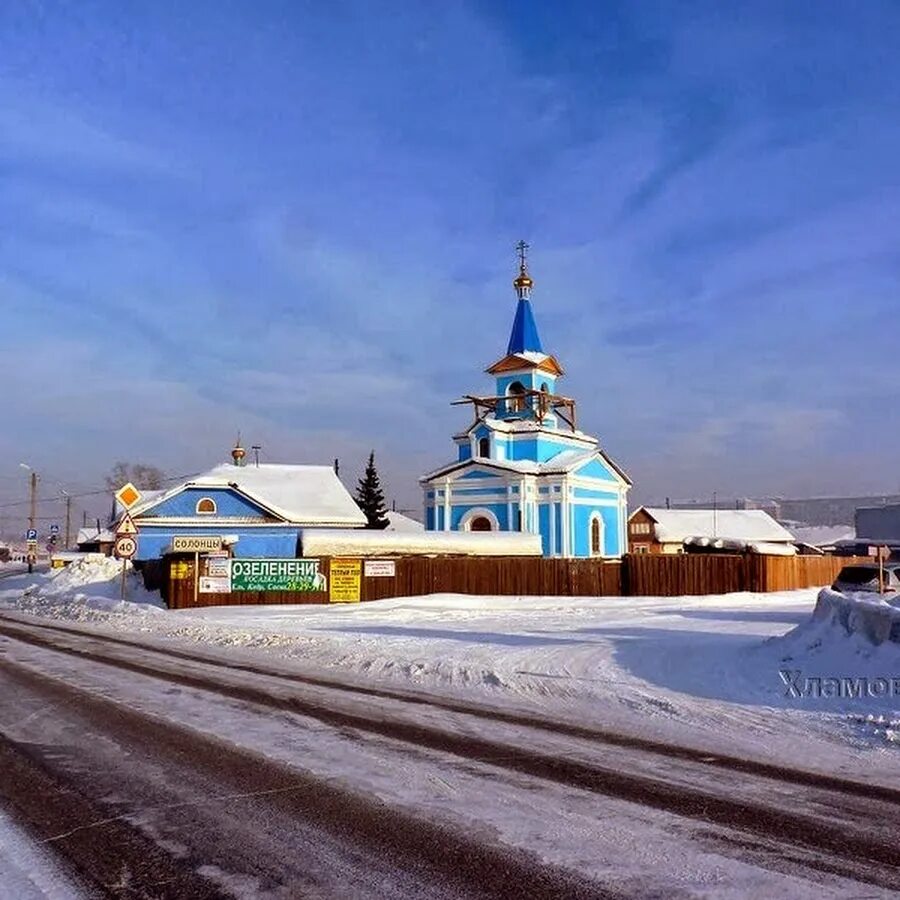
[2,0,900,520]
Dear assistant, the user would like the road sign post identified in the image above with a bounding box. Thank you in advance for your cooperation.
[114,530,139,600]
[113,484,143,600]
[878,545,889,594]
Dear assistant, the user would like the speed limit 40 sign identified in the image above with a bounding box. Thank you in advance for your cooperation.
[114,535,137,559]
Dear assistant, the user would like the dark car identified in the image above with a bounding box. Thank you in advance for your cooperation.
[831,562,900,597]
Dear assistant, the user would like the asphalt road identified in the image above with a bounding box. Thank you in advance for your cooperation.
[0,613,898,898]
[0,650,606,899]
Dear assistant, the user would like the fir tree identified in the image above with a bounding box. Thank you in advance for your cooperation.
[355,451,389,529]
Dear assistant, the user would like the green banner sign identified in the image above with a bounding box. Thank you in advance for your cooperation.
[230,558,326,592]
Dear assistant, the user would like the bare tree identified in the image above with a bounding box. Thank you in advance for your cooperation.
[104,462,166,491]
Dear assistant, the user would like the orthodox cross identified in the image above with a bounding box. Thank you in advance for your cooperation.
[516,239,529,271]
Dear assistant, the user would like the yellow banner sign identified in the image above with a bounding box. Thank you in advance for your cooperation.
[329,558,362,603]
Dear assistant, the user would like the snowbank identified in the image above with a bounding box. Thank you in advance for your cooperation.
[1,556,165,622]
[812,588,900,645]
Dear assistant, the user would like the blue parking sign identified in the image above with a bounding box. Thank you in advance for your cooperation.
[26,528,37,541]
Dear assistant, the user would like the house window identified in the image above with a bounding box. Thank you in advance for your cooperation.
[634,545,649,555]
[470,516,492,532]
[477,436,490,458]
[196,497,217,515]
[630,522,651,535]
[590,514,604,556]
[516,509,523,531]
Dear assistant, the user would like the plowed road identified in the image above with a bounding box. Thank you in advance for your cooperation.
[0,612,897,898]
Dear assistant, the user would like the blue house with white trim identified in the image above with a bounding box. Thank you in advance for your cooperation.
[420,243,631,558]
[125,457,366,562]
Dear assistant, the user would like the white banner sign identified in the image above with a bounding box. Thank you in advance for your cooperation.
[207,557,230,578]
[364,559,396,578]
[199,576,231,594]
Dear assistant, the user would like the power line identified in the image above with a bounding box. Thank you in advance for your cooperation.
[0,471,200,511]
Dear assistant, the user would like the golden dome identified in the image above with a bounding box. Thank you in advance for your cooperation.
[513,270,533,291]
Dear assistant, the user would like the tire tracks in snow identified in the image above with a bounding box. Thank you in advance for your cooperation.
[0,656,612,900]
[0,614,899,891]
[1,612,895,802]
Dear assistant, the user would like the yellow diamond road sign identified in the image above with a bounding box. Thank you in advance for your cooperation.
[115,482,142,510]
[117,512,139,536]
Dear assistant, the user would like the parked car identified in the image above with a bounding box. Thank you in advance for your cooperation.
[831,562,900,597]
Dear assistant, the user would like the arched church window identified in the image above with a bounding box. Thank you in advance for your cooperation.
[507,381,527,413]
[196,497,217,515]
[470,516,492,532]
[590,514,604,556]
[477,437,490,458]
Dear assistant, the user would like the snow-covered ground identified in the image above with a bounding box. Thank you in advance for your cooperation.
[0,809,86,900]
[1,558,899,896]
[2,557,898,776]
[0,557,165,623]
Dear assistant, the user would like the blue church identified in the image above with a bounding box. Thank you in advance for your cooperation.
[420,243,631,558]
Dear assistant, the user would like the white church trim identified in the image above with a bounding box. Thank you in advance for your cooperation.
[459,507,502,531]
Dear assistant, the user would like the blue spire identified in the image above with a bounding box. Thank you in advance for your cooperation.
[506,297,543,354]
[506,239,543,354]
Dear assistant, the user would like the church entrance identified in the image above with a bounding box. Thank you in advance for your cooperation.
[469,516,492,532]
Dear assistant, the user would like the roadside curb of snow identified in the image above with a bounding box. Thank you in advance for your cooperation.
[814,589,900,646]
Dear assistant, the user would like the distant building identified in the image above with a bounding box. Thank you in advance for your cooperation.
[671,495,900,528]
[124,449,366,562]
[420,244,631,557]
[856,504,900,546]
[628,507,797,556]
[76,525,116,555]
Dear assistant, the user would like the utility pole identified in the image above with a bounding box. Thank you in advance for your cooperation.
[28,472,36,534]
[26,468,37,573]
[63,492,72,550]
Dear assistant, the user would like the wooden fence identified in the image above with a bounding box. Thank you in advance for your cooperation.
[154,553,867,610]
[621,553,867,596]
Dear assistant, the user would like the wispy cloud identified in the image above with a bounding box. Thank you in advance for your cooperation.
[2,2,900,509]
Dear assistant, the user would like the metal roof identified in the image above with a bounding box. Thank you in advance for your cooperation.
[506,297,543,354]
